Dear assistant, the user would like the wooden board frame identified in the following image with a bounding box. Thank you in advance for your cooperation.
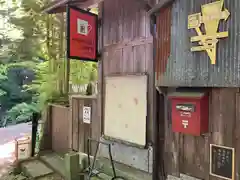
[66,5,98,62]
[103,73,148,147]
[210,144,235,180]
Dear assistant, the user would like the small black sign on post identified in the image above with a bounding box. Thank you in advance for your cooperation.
[210,144,235,180]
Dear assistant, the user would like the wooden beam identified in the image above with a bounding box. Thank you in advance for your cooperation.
[103,37,153,51]
[133,0,152,11]
[141,0,153,10]
[148,0,175,15]
[77,0,103,8]
[43,0,69,14]
[142,0,154,7]
[43,0,103,14]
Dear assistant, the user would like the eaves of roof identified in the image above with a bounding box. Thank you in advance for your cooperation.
[42,0,89,14]
[43,0,154,14]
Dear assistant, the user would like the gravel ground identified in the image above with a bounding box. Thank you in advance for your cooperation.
[1,173,28,180]
[0,123,31,179]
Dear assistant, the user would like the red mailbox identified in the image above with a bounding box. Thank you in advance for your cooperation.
[168,92,209,136]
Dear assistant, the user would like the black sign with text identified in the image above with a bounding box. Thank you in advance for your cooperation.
[210,144,234,180]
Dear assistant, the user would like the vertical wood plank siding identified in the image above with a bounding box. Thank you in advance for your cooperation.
[102,0,154,141]
[164,88,240,180]
[71,96,99,155]
[51,105,70,153]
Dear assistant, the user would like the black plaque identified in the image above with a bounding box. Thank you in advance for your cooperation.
[210,144,234,180]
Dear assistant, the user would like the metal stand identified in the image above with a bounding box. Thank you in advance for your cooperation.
[86,138,125,180]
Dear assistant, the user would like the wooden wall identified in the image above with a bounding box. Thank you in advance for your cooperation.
[71,95,99,154]
[50,104,71,153]
[100,0,154,142]
[163,88,240,180]
[39,96,99,155]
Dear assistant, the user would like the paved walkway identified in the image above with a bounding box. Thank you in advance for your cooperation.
[0,123,31,178]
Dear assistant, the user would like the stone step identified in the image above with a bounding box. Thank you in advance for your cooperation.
[2,174,27,180]
[95,157,152,180]
[40,153,65,178]
[20,160,54,179]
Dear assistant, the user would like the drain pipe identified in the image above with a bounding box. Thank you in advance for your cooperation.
[148,1,174,180]
[149,13,158,180]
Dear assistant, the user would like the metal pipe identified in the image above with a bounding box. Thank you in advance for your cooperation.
[149,14,158,180]
[149,1,175,179]
[99,1,105,136]
[108,144,117,177]
[88,141,100,178]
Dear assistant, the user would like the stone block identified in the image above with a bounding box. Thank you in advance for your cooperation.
[21,160,53,178]
[64,152,80,180]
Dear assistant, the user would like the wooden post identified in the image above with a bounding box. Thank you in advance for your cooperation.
[66,4,70,94]
[64,152,80,180]
[39,105,52,152]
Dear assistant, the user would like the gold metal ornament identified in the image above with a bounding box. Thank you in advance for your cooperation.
[188,0,230,64]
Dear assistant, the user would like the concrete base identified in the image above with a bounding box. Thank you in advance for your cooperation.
[95,157,152,180]
[98,137,153,173]
[20,151,152,180]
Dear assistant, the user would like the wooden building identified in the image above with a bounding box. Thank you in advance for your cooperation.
[44,0,240,180]
[45,0,156,179]
[153,0,240,180]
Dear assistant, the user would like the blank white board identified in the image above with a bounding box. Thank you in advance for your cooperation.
[104,75,147,146]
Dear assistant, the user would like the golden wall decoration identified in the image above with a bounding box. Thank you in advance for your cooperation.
[188,0,230,64]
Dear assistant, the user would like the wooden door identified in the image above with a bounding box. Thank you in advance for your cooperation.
[71,96,98,154]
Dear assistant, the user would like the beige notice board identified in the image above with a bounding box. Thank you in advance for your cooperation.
[104,75,147,146]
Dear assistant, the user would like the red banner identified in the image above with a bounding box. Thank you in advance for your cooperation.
[67,6,98,61]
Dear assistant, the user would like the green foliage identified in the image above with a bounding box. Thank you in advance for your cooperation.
[25,61,61,109]
[0,0,98,127]
[70,61,98,84]
[3,102,39,126]
[0,0,48,126]
[5,0,47,62]
[0,63,37,126]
